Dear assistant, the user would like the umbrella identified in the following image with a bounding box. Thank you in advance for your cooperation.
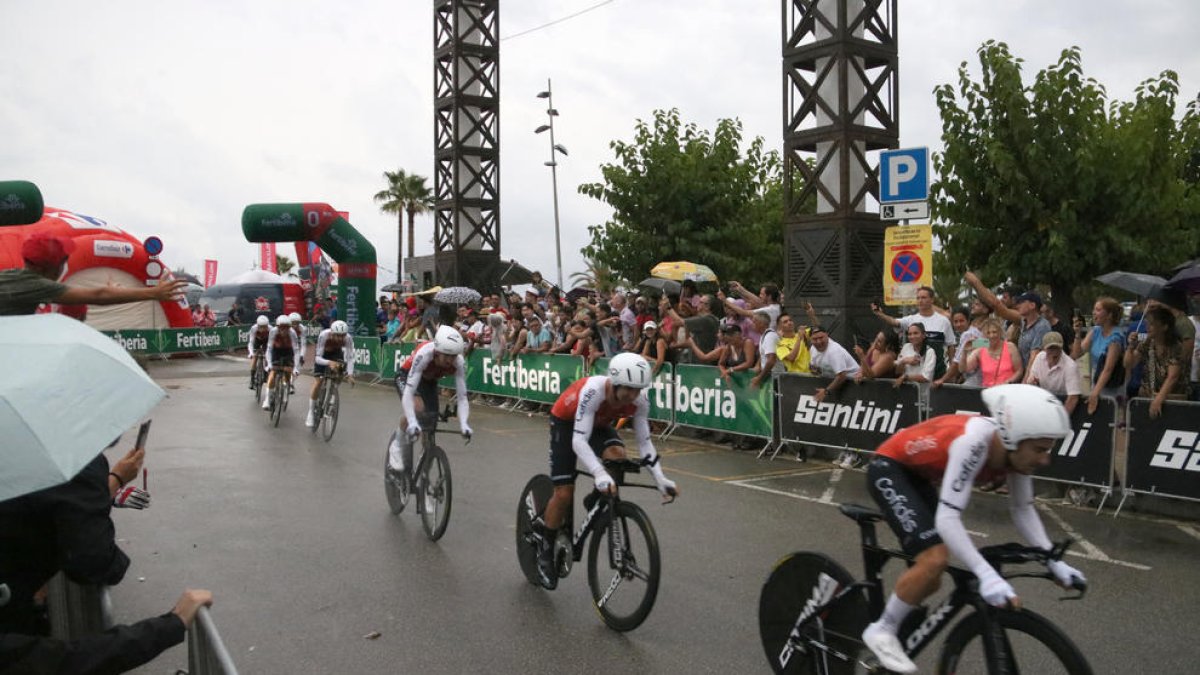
[0,314,165,502]
[401,285,441,298]
[1094,271,1169,298]
[638,277,682,295]
[433,286,482,305]
[650,261,718,283]
[564,287,595,304]
[380,283,406,293]
[1168,262,1200,294]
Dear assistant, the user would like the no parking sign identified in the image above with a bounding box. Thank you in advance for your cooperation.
[883,225,932,305]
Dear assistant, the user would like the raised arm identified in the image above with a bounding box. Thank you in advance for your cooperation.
[964,271,1020,323]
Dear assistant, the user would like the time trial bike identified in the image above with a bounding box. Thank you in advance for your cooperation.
[311,362,352,441]
[266,366,292,427]
[249,349,265,400]
[758,503,1092,674]
[384,411,468,541]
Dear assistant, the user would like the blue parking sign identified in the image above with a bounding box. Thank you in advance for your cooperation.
[879,148,929,204]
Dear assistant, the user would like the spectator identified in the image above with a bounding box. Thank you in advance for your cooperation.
[0,589,214,675]
[776,311,813,374]
[486,312,507,360]
[689,323,756,380]
[633,296,654,333]
[1069,296,1126,415]
[1124,306,1187,418]
[529,270,554,298]
[809,326,860,403]
[1191,308,1200,402]
[1025,332,1081,415]
[722,281,782,330]
[612,292,637,350]
[593,302,623,357]
[1041,303,1074,347]
[870,286,957,372]
[936,301,989,388]
[485,293,509,320]
[1146,288,1195,379]
[384,307,402,341]
[399,310,423,343]
[964,272,1050,375]
[226,300,245,326]
[750,311,782,389]
[518,314,553,354]
[462,309,485,349]
[676,280,702,317]
[0,234,187,316]
[965,317,1023,388]
[893,322,937,388]
[314,305,332,330]
[635,320,669,375]
[657,295,685,363]
[667,294,720,360]
[854,330,901,382]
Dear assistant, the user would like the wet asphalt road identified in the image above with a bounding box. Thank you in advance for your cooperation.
[108,357,1199,674]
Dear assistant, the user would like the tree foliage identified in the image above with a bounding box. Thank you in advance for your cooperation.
[931,41,1200,312]
[374,169,434,282]
[568,256,625,295]
[579,109,784,288]
[275,254,296,277]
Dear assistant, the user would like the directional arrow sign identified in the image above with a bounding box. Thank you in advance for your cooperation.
[880,200,929,221]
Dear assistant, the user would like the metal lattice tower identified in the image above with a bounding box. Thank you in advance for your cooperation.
[432,0,501,288]
[782,0,898,344]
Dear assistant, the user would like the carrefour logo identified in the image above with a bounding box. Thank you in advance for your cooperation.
[93,240,135,259]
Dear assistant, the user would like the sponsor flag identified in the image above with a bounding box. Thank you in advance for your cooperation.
[203,259,218,287]
[260,243,278,273]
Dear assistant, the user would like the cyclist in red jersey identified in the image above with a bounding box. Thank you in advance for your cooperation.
[533,352,679,590]
[387,326,472,476]
[860,384,1086,673]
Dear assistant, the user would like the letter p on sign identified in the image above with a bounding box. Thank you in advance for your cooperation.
[879,148,929,204]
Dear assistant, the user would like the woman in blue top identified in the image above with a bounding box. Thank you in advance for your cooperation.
[1070,297,1126,414]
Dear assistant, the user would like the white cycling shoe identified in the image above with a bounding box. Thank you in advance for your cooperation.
[305,410,315,427]
[862,623,917,674]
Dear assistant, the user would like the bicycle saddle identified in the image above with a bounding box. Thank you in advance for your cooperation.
[839,503,884,523]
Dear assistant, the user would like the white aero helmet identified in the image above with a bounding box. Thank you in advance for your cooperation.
[289,312,302,324]
[608,352,652,389]
[256,315,270,327]
[276,314,292,326]
[433,325,466,356]
[982,384,1071,450]
[331,320,349,335]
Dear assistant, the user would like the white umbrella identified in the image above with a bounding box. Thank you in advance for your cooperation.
[433,286,482,305]
[0,314,164,502]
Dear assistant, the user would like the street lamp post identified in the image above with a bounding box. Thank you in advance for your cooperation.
[535,79,568,292]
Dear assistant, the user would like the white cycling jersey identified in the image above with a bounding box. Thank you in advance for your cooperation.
[264,326,301,372]
[314,329,355,376]
[555,376,659,480]
[400,341,469,429]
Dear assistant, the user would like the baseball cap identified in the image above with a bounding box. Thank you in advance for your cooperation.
[643,320,658,331]
[1015,291,1043,308]
[21,233,76,266]
[1041,332,1064,349]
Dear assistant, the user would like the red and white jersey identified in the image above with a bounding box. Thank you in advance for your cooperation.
[399,341,468,428]
[551,375,656,478]
[875,414,1007,490]
[314,329,355,375]
[248,326,270,355]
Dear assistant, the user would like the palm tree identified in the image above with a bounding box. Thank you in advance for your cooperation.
[275,254,297,278]
[569,257,624,295]
[374,169,434,283]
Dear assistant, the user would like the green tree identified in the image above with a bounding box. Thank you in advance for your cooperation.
[374,169,435,283]
[931,41,1200,316]
[568,257,624,295]
[579,109,785,289]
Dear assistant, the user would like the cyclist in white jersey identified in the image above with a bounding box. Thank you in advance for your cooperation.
[262,314,300,409]
[387,326,473,474]
[306,320,355,427]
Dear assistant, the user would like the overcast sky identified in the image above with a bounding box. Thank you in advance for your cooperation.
[3,0,1197,289]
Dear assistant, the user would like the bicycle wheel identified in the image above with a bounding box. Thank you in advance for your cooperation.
[270,379,284,427]
[418,445,452,541]
[515,474,554,586]
[310,380,325,436]
[384,430,410,514]
[586,500,660,632]
[321,383,339,441]
[937,607,1093,675]
[758,552,868,675]
[251,365,263,399]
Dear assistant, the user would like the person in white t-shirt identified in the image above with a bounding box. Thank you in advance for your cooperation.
[722,281,782,330]
[809,326,860,403]
[749,310,783,389]
[872,286,957,363]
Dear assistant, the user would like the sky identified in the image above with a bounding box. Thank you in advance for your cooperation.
[3,0,1197,290]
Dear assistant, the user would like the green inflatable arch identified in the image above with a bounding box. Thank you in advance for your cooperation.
[0,180,45,226]
[242,203,377,337]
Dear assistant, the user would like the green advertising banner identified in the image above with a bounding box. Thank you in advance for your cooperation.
[380,342,415,380]
[656,364,773,436]
[104,326,248,354]
[461,351,586,402]
[590,357,674,423]
[350,336,382,375]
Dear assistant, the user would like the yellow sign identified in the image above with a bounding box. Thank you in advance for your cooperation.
[883,224,932,306]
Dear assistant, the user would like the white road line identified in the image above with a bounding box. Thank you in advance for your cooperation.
[819,467,844,504]
[1036,503,1151,571]
[1176,523,1200,542]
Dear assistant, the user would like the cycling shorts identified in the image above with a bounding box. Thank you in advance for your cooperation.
[395,368,439,419]
[270,349,294,368]
[548,415,624,486]
[314,361,342,376]
[866,456,943,556]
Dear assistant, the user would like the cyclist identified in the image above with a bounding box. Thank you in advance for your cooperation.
[289,311,306,394]
[247,315,270,388]
[388,326,473,475]
[261,314,300,410]
[859,384,1086,674]
[306,319,355,428]
[534,352,679,590]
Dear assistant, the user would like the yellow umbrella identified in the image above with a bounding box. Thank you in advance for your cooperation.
[650,261,718,283]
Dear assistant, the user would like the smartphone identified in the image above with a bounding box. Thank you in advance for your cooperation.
[135,420,152,451]
[972,337,989,349]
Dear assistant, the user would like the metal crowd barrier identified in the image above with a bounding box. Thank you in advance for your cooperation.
[189,606,240,675]
[1118,397,1200,515]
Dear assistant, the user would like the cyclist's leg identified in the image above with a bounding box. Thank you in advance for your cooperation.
[537,417,584,588]
[307,364,326,426]
[860,456,943,674]
[263,364,277,408]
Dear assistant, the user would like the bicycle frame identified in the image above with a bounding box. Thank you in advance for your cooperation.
[567,461,659,564]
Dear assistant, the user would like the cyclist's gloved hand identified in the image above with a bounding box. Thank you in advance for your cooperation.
[648,464,678,500]
[406,422,422,439]
[1047,559,1086,588]
[112,486,150,509]
[594,470,615,495]
[293,369,300,377]
[460,423,473,438]
[978,571,1017,608]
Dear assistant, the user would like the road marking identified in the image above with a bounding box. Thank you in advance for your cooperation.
[1175,523,1200,542]
[1035,503,1151,571]
[819,467,844,503]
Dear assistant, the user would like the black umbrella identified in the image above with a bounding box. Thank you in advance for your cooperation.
[1167,262,1200,294]
[638,277,681,296]
[564,287,595,304]
[1094,271,1169,298]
